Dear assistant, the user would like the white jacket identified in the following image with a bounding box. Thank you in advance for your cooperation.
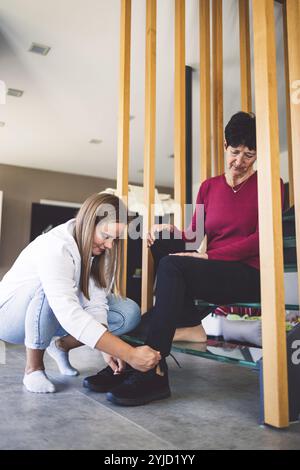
[0,219,108,348]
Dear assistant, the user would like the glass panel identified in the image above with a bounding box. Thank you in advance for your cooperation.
[194,300,299,310]
[121,335,262,369]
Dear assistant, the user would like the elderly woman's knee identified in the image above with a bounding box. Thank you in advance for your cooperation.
[158,254,178,270]
[150,238,164,261]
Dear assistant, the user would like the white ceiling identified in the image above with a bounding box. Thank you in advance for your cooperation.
[0,0,286,187]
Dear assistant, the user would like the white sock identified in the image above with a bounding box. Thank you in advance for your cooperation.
[46,339,79,376]
[23,370,56,393]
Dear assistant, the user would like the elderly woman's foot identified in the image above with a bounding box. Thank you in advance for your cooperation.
[173,324,207,343]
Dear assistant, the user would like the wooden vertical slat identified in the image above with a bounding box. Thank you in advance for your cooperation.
[283,1,295,207]
[285,0,300,318]
[117,0,131,296]
[212,0,224,176]
[200,0,212,182]
[252,0,289,428]
[174,0,186,229]
[141,0,157,313]
[239,0,252,112]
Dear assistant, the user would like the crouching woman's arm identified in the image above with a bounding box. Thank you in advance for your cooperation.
[36,244,160,373]
[95,331,161,372]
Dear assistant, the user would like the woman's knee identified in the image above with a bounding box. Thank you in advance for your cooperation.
[107,296,141,336]
[157,254,179,272]
[25,286,60,349]
[150,236,174,259]
[0,285,41,346]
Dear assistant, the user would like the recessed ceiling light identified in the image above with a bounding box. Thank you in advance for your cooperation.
[29,43,51,56]
[0,122,5,127]
[89,139,103,144]
[7,88,24,98]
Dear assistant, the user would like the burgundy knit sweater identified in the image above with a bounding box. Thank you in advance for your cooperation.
[182,172,284,270]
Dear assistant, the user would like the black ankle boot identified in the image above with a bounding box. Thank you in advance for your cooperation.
[83,365,132,393]
[106,358,171,406]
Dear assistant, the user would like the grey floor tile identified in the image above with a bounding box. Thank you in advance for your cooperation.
[0,388,175,450]
[80,352,300,450]
[0,345,173,450]
[1,343,300,450]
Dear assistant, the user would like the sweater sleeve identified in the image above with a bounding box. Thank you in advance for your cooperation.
[207,179,285,262]
[36,244,107,349]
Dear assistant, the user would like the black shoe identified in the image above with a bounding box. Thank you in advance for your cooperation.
[106,359,171,406]
[83,365,132,393]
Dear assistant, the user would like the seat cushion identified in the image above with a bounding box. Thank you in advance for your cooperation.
[221,317,262,347]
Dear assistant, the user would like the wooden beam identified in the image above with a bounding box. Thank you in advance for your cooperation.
[283,1,294,207]
[117,0,131,296]
[239,0,252,112]
[200,0,212,182]
[212,0,224,175]
[174,0,186,229]
[252,0,289,428]
[285,0,300,330]
[141,0,157,313]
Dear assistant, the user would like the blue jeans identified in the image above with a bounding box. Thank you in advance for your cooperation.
[0,285,141,349]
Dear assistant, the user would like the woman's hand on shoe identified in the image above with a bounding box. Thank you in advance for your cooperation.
[170,252,208,259]
[102,352,126,374]
[147,224,174,247]
[127,345,161,372]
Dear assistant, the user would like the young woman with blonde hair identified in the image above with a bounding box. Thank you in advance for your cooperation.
[0,193,161,393]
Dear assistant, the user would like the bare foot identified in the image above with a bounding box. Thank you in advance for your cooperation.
[173,324,207,343]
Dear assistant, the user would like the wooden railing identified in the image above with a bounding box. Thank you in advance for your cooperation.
[116,0,300,429]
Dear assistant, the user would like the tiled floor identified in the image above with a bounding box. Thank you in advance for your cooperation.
[0,343,299,450]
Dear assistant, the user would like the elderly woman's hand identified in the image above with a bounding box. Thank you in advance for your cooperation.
[170,252,208,259]
[147,224,174,247]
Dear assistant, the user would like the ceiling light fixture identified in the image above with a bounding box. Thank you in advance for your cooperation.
[89,139,103,144]
[29,43,51,56]
[0,122,5,127]
[7,88,24,98]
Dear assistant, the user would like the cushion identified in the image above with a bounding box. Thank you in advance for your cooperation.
[221,316,262,347]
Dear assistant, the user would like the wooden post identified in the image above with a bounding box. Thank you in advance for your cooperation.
[117,0,131,296]
[239,0,252,112]
[174,0,186,229]
[252,0,289,428]
[285,0,300,321]
[141,0,157,313]
[283,0,297,208]
[200,0,212,182]
[212,0,224,176]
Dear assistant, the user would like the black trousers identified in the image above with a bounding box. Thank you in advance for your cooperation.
[146,235,261,357]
